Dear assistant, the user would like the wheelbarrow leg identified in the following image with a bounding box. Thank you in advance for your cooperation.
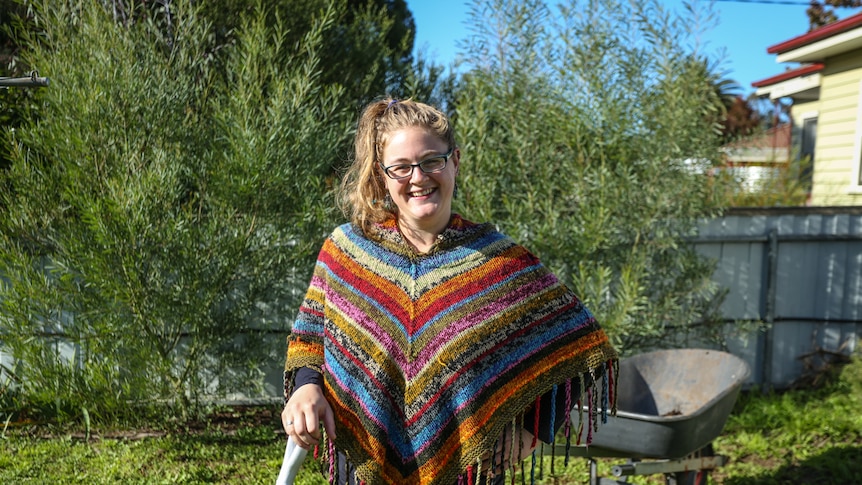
[664,443,715,485]
[666,469,708,485]
[589,458,630,485]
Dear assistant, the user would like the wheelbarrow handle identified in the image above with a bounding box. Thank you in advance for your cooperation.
[0,75,50,88]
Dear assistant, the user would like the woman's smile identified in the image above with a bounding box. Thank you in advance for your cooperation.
[409,187,436,198]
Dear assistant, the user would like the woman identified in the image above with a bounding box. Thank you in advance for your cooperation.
[282,98,618,484]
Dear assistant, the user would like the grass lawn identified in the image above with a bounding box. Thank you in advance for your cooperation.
[2,356,860,484]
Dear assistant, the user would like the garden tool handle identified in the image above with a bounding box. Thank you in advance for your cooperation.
[275,436,308,485]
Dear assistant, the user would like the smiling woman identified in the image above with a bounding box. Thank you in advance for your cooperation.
[279,97,618,485]
[339,98,460,240]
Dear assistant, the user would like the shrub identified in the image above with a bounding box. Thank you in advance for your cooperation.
[0,0,352,423]
[454,0,730,353]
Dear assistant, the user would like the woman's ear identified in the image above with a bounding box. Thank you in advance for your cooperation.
[452,147,461,175]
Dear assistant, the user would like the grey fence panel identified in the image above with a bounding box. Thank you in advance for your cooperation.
[708,241,762,320]
[694,207,862,389]
[775,242,817,318]
[841,244,862,320]
[771,320,812,385]
[722,323,766,385]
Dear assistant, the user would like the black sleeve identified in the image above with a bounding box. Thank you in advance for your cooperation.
[522,384,570,444]
[292,367,324,394]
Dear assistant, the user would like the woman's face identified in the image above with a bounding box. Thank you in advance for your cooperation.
[380,126,459,234]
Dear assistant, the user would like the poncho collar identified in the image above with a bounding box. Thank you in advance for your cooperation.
[365,213,484,258]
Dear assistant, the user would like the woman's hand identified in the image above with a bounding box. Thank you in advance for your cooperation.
[282,383,336,450]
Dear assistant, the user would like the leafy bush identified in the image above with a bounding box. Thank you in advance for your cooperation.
[0,0,354,423]
[1,0,740,427]
[454,0,730,353]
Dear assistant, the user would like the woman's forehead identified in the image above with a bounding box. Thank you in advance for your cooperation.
[381,127,447,160]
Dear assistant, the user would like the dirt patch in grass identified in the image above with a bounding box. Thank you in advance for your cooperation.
[6,404,287,442]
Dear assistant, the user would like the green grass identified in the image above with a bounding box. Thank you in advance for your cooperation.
[2,358,860,484]
[711,355,862,485]
[0,404,328,485]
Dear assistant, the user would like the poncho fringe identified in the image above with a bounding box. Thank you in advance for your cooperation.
[284,215,618,485]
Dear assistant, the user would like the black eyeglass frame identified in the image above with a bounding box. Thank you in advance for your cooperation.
[379,149,454,180]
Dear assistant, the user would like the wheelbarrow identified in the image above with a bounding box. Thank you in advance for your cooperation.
[544,348,750,485]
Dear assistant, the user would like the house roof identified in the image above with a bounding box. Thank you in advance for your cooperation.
[765,11,862,63]
[722,124,793,165]
[751,63,824,88]
[724,124,792,150]
[767,11,862,54]
[752,62,822,100]
[751,11,862,96]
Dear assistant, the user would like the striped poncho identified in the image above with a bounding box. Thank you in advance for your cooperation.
[284,215,618,485]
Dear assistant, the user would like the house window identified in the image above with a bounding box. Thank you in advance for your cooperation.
[799,116,817,188]
[858,137,862,186]
[850,81,862,187]
[855,79,862,188]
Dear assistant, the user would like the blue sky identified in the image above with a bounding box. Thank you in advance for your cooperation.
[408,0,862,96]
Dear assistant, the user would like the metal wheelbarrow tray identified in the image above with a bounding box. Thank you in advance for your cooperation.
[570,348,751,460]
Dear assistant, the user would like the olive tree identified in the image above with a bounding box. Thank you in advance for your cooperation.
[0,0,355,422]
[454,0,731,354]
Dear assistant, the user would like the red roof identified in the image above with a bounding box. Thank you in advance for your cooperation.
[724,124,792,150]
[751,63,824,88]
[767,11,862,54]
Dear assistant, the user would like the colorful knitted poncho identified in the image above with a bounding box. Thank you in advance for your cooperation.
[284,215,618,485]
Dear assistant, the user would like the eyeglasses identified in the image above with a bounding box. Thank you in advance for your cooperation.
[380,149,453,180]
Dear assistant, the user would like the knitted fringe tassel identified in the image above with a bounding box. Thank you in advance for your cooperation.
[326,436,336,484]
[549,384,557,477]
[283,370,293,405]
[560,360,619,471]
[576,376,585,446]
[509,416,517,484]
[519,412,526,485]
[306,360,618,485]
[530,395,539,484]
[563,378,573,466]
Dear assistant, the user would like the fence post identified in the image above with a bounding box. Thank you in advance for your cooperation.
[762,228,779,390]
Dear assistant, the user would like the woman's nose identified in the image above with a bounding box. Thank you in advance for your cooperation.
[409,166,430,182]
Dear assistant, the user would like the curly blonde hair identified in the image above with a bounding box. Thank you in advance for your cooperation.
[339,97,456,236]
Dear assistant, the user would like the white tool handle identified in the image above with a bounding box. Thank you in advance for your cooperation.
[275,436,309,485]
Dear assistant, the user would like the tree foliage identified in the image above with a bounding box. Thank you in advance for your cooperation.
[0,0,431,422]
[454,0,730,355]
[807,1,862,30]
[1,0,742,424]
[195,0,417,104]
[0,0,42,170]
[722,95,762,143]
[0,0,426,174]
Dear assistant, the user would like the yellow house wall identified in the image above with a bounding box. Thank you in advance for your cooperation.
[791,100,818,126]
[807,51,862,206]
